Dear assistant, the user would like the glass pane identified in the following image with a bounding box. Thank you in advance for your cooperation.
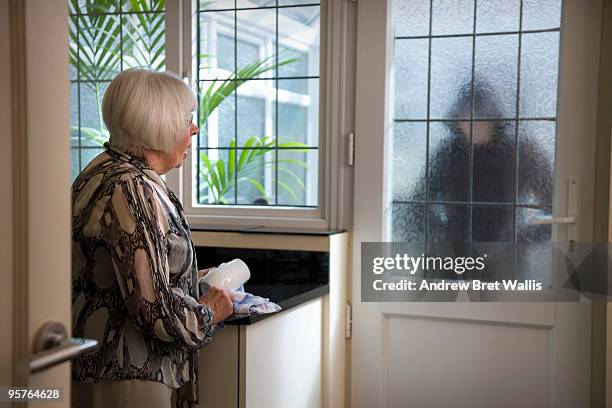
[516,206,552,242]
[516,206,552,284]
[122,0,164,12]
[237,96,266,145]
[428,204,470,242]
[394,0,430,37]
[472,205,514,242]
[519,32,560,118]
[430,37,473,119]
[199,81,236,148]
[522,0,562,31]
[431,0,474,36]
[278,0,320,5]
[197,148,235,205]
[71,0,119,14]
[199,0,234,11]
[394,39,428,120]
[79,82,110,147]
[277,78,319,144]
[123,13,166,70]
[71,148,80,182]
[237,38,261,75]
[392,122,427,201]
[476,0,520,33]
[472,121,515,203]
[428,121,469,202]
[391,203,426,242]
[236,148,270,205]
[71,83,79,146]
[236,0,274,7]
[199,11,235,80]
[69,16,79,80]
[277,149,317,206]
[277,6,320,77]
[77,15,121,81]
[518,121,555,207]
[278,45,308,78]
[474,35,518,119]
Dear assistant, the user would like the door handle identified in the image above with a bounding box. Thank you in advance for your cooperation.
[28,321,97,374]
[531,216,576,225]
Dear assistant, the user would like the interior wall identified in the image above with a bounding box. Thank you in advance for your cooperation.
[0,0,14,387]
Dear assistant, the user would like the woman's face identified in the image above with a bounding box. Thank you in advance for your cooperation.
[167,113,198,170]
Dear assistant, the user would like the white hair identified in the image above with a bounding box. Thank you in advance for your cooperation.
[102,68,196,155]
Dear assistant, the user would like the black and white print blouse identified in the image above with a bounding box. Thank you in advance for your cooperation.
[71,143,214,407]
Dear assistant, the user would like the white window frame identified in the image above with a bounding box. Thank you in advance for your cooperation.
[164,0,352,231]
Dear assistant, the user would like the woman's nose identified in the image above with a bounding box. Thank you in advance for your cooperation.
[191,122,199,135]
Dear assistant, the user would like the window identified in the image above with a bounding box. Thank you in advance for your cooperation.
[69,0,166,180]
[193,1,321,207]
[69,0,342,230]
[389,0,561,276]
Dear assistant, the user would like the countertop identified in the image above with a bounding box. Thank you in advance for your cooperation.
[225,282,329,325]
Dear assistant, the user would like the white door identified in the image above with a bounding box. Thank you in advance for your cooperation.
[2,1,82,407]
[351,0,603,407]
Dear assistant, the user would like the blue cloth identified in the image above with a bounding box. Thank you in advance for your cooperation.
[198,282,281,321]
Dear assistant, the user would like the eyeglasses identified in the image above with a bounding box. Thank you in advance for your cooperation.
[187,112,195,125]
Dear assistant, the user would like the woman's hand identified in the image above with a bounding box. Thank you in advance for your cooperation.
[198,287,233,324]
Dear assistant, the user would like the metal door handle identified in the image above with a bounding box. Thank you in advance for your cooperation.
[531,216,576,225]
[28,321,97,374]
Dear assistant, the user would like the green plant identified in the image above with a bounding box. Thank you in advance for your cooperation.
[199,136,309,205]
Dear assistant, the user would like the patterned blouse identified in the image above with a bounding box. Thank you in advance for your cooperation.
[71,143,214,407]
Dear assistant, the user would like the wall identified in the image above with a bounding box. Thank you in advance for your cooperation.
[0,0,14,387]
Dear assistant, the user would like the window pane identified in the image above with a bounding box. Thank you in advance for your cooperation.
[431,0,474,36]
[197,148,234,205]
[70,0,119,14]
[394,0,430,37]
[79,82,110,147]
[77,15,121,81]
[522,0,562,31]
[518,120,555,207]
[430,37,473,119]
[199,0,234,11]
[122,0,164,12]
[474,35,518,119]
[392,122,427,202]
[123,12,166,70]
[472,121,515,203]
[476,0,520,33]
[519,32,560,118]
[394,38,429,120]
[71,83,79,146]
[428,121,470,202]
[196,2,320,208]
[199,11,235,80]
[277,149,317,207]
[472,205,514,242]
[391,203,426,243]
[428,204,470,242]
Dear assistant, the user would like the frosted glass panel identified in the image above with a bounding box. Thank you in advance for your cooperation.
[392,204,426,242]
[474,35,518,119]
[518,121,555,207]
[428,204,470,242]
[522,0,562,30]
[472,205,513,242]
[428,122,469,202]
[430,37,473,119]
[431,0,474,35]
[519,32,560,117]
[395,0,430,37]
[392,122,427,201]
[394,39,429,120]
[472,121,515,203]
[476,0,520,33]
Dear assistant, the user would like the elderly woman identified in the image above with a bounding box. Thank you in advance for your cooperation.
[71,68,233,408]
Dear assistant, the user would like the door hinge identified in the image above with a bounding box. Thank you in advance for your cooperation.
[345,303,352,338]
[346,132,355,166]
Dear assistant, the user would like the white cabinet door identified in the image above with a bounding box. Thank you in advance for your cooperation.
[351,0,603,407]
